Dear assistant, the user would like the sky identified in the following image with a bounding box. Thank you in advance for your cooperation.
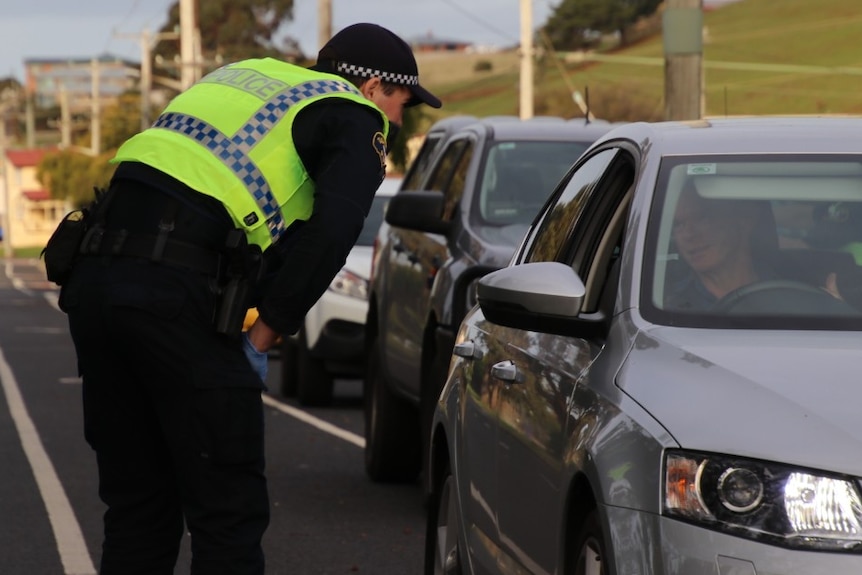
[0,0,562,84]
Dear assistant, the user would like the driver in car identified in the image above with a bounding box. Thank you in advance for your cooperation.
[665,185,774,310]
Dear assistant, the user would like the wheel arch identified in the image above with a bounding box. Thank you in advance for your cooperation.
[427,420,450,501]
[563,472,601,574]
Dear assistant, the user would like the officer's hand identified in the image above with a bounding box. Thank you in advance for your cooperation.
[242,331,268,382]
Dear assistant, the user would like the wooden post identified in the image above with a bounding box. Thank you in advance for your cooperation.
[90,59,101,155]
[663,0,703,120]
[519,0,534,119]
[318,0,332,51]
[180,0,198,90]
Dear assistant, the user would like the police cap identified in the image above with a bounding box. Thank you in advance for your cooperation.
[317,22,442,109]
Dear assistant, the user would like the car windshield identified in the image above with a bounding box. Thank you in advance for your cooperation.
[476,140,590,229]
[642,154,862,329]
[356,194,391,246]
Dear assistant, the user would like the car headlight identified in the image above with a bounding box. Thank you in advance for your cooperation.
[664,450,862,551]
[329,269,368,300]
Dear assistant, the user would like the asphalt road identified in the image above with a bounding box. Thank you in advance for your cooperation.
[0,258,426,575]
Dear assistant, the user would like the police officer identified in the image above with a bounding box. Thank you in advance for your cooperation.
[58,23,440,575]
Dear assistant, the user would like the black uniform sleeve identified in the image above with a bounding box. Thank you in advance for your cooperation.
[255,98,386,336]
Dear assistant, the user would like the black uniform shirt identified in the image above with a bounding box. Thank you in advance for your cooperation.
[254,97,387,336]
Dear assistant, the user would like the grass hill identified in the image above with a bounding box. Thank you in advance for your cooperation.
[414,0,862,126]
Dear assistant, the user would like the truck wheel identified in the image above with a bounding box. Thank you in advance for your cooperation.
[280,337,298,397]
[296,329,334,407]
[364,338,421,482]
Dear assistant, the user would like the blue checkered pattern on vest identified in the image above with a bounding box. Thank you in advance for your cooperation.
[153,79,358,242]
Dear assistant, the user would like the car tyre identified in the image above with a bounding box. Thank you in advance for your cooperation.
[296,328,334,407]
[364,338,421,482]
[424,462,462,575]
[279,336,298,397]
[568,508,606,575]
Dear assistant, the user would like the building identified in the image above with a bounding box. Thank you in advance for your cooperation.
[409,33,473,53]
[24,55,137,109]
[1,148,68,253]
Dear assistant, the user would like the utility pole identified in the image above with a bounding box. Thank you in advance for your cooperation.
[318,0,332,51]
[519,0,534,119]
[0,104,10,258]
[59,86,72,148]
[663,0,703,120]
[141,29,154,130]
[116,28,181,130]
[25,96,35,148]
[180,0,199,90]
[91,58,101,155]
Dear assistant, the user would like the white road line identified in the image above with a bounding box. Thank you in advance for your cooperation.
[44,291,61,312]
[262,394,365,448]
[0,346,96,575]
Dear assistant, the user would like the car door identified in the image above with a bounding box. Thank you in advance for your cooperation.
[480,147,636,572]
[384,137,476,396]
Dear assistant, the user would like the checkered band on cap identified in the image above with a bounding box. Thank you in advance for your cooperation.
[336,62,419,86]
[153,79,357,243]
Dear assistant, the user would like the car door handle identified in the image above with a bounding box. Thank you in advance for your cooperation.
[491,360,519,383]
[453,341,482,360]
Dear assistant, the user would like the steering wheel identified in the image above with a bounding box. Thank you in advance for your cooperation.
[713,279,843,314]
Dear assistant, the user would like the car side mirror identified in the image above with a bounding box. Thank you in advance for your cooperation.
[385,190,452,236]
[477,261,607,338]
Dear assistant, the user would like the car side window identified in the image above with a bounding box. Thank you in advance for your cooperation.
[524,149,619,264]
[426,139,468,192]
[559,150,636,313]
[425,139,474,222]
[442,142,474,221]
[402,134,443,190]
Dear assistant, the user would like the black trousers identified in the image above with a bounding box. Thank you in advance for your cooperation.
[60,188,269,574]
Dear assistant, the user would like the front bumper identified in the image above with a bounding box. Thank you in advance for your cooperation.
[605,505,862,574]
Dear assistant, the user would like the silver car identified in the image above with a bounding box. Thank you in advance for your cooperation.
[426,117,862,575]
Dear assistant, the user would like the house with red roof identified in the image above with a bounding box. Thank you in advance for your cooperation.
[2,148,69,252]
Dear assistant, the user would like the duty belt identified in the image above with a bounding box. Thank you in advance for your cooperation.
[81,228,223,277]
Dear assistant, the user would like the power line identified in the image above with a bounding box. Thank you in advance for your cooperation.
[103,0,146,54]
[437,0,517,43]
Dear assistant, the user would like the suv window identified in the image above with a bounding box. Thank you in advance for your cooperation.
[478,140,593,226]
[402,134,443,190]
[442,141,474,221]
[426,139,470,192]
[356,194,391,246]
[424,139,474,221]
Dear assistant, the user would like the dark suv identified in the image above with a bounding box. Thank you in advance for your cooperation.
[363,115,614,482]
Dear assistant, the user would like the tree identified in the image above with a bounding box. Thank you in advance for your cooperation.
[388,107,426,174]
[154,0,298,69]
[36,92,143,207]
[101,93,144,151]
[543,0,662,50]
[37,149,115,208]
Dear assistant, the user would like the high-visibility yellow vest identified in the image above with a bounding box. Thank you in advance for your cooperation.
[113,58,389,250]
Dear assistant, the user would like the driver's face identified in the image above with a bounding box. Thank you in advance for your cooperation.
[672,193,750,274]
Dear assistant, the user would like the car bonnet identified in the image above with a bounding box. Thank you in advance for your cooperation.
[617,326,862,477]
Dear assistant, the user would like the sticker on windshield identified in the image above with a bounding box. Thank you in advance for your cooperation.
[687,163,717,175]
[498,143,517,150]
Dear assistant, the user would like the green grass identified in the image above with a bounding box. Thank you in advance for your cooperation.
[421,0,862,121]
[12,246,45,259]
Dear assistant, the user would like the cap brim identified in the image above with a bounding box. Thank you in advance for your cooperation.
[407,84,442,109]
